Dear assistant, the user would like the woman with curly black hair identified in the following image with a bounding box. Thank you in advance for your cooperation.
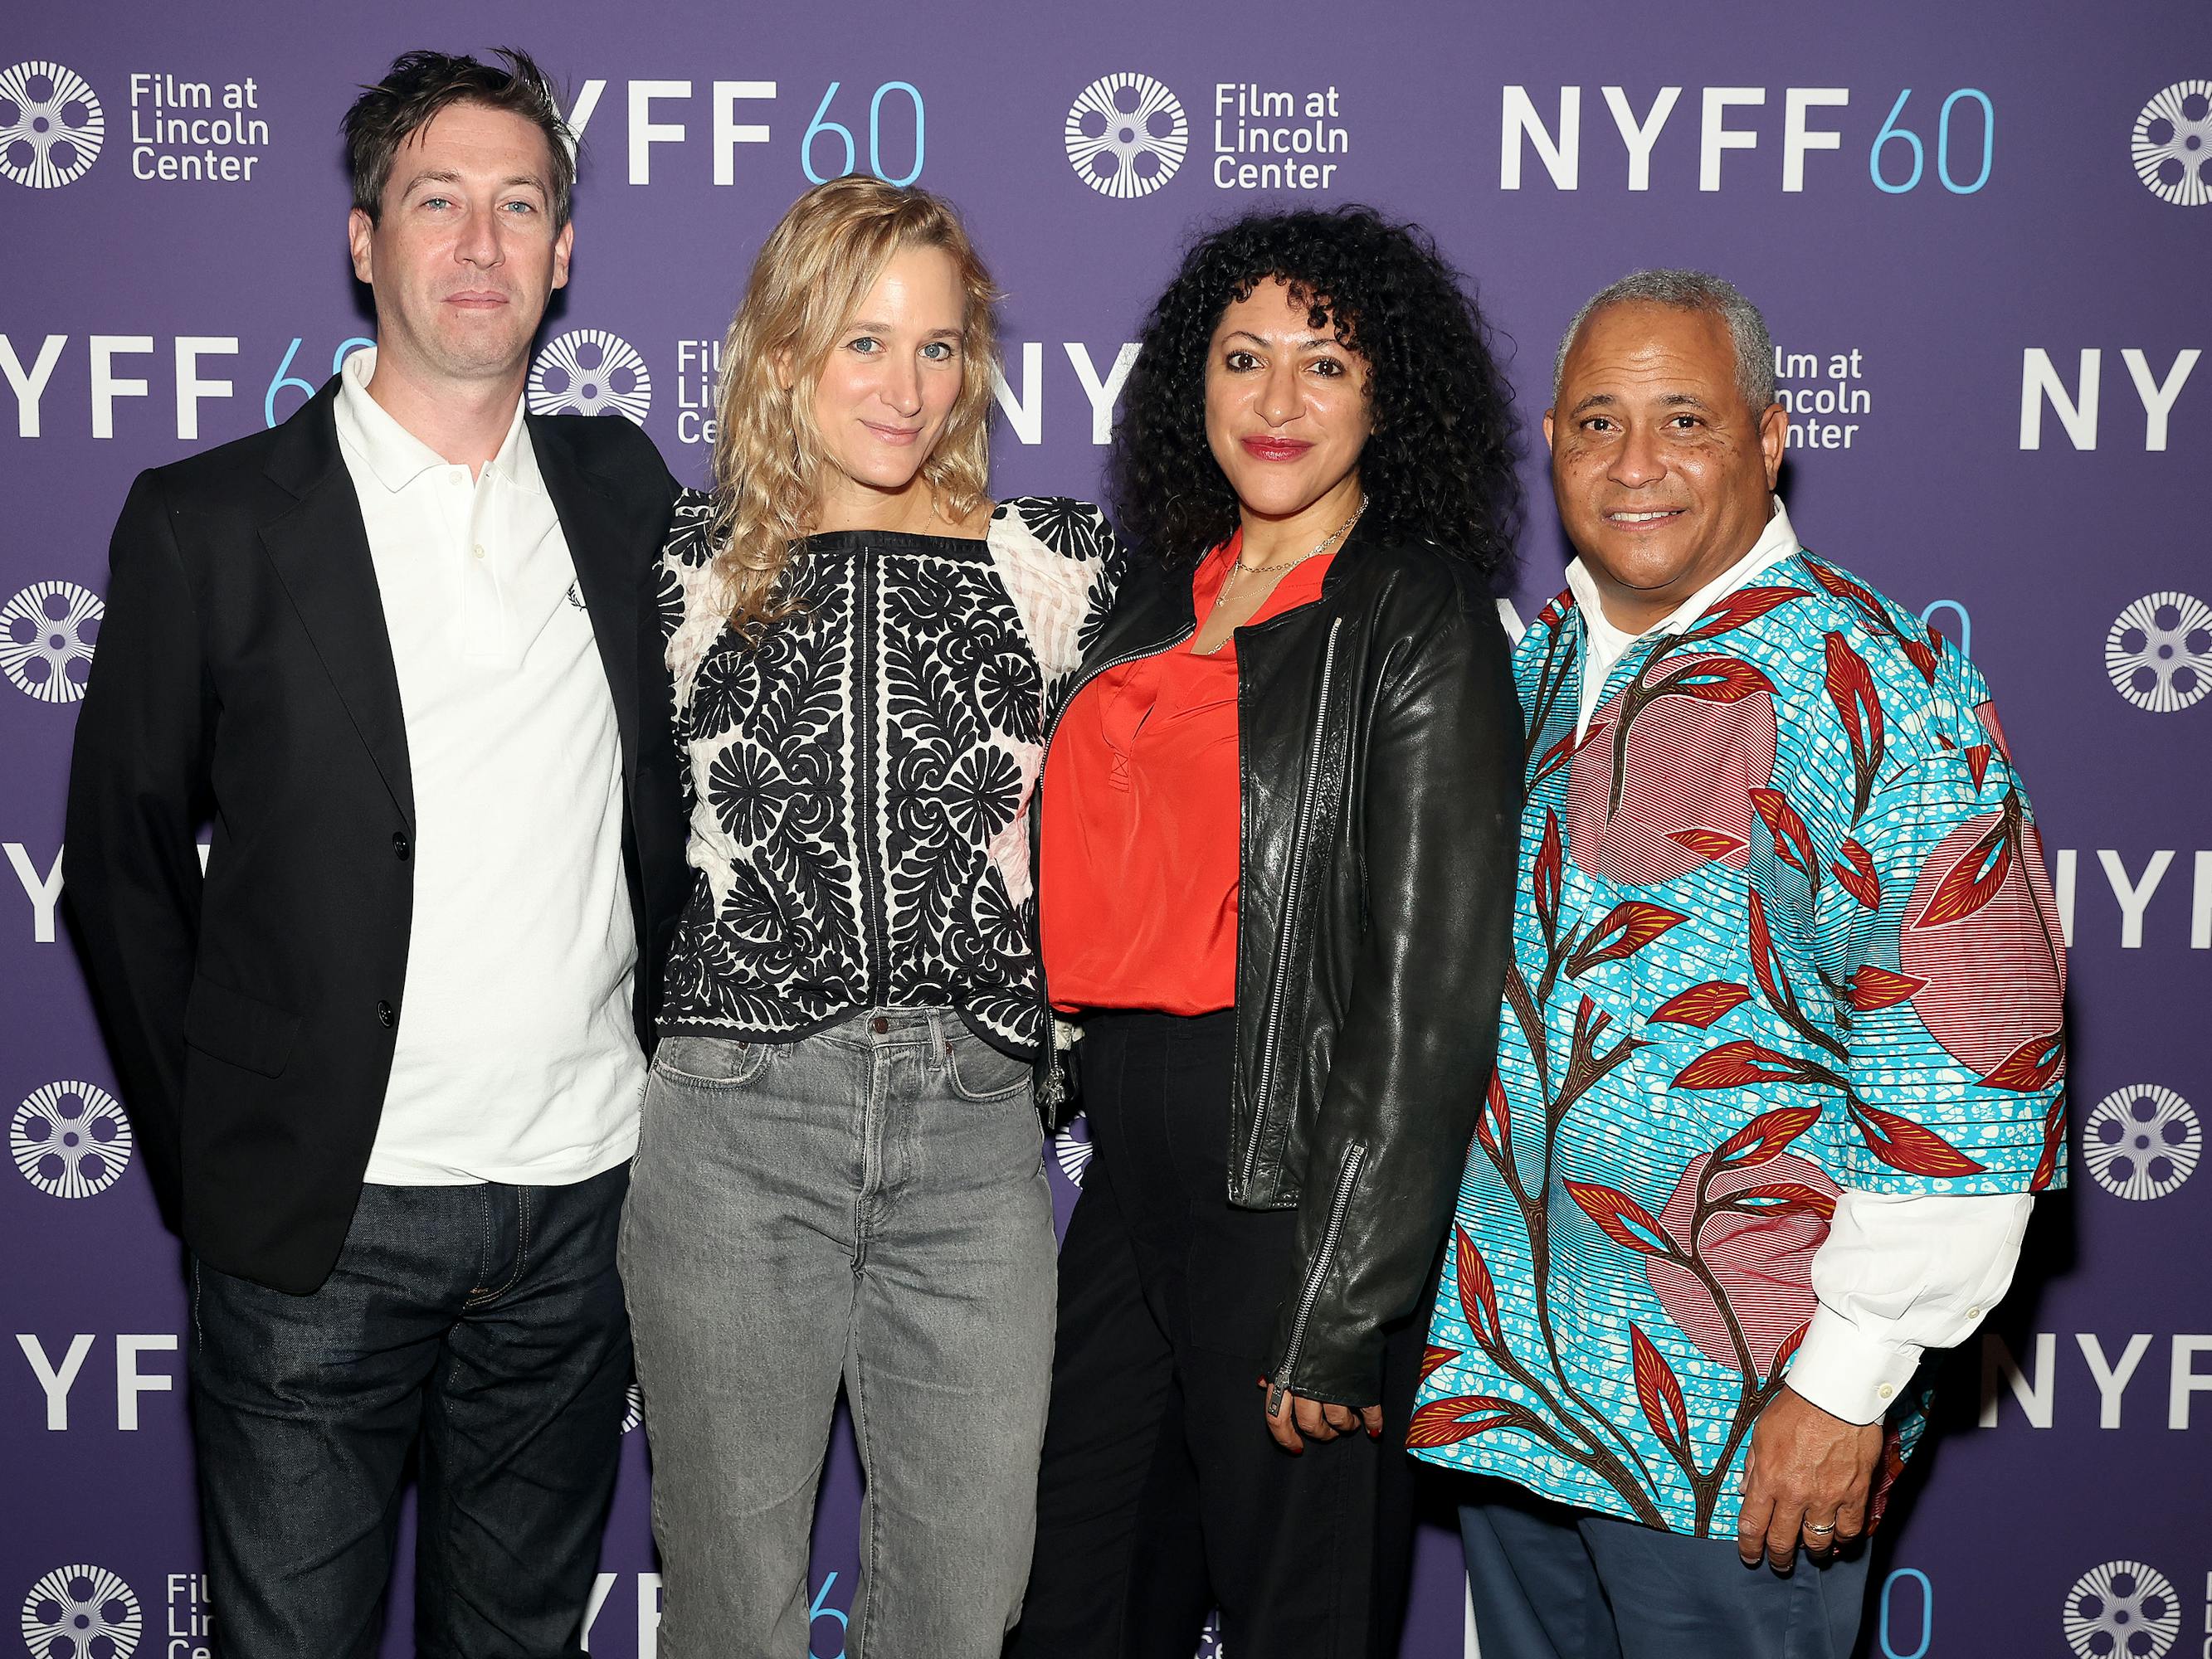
[1008,207,1524,1657]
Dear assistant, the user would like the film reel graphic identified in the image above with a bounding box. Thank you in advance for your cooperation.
[0,61,105,189]
[12,1082,134,1199]
[528,330,653,425]
[1065,73,1187,199]
[2082,1085,2199,1202]
[21,1564,142,1659]
[2104,591,2212,713]
[1052,1114,1094,1186]
[2,581,104,703]
[2063,1561,2180,1659]
[2132,80,2212,207]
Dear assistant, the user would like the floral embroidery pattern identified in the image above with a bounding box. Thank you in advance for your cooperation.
[657,493,1117,1048]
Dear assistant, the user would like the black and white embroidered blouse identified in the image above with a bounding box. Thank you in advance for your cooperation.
[655,490,1118,1053]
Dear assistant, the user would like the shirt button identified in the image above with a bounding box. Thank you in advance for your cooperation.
[871,1016,890,1034]
[472,543,486,560]
[376,1000,397,1028]
[1966,1306,1981,1321]
[1876,1383,1895,1401]
[392,832,410,861]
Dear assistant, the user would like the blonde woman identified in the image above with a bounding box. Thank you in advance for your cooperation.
[620,177,1117,1657]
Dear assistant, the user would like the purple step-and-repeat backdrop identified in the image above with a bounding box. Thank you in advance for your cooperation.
[3,1,2207,1654]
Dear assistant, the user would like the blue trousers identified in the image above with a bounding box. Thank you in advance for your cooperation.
[1460,1481,1871,1659]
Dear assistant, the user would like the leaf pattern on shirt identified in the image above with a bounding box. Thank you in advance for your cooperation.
[1415,547,2067,1540]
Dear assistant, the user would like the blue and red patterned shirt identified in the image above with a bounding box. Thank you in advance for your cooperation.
[1411,534,2067,1535]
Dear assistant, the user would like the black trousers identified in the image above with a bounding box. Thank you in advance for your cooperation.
[189,1165,633,1659]
[1011,1011,1425,1659]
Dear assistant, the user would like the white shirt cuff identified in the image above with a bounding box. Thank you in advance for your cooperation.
[1788,1190,2035,1424]
[1785,1308,1924,1425]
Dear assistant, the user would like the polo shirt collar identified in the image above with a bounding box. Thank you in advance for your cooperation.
[334,344,539,497]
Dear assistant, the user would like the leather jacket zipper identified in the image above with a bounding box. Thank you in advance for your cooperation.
[1240,615,1342,1190]
[1040,624,1195,752]
[1269,1137,1367,1413]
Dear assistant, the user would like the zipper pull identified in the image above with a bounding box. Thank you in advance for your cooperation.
[1036,1015,1078,1114]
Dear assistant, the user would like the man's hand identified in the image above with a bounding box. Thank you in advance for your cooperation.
[1736,1384,1883,1573]
[1260,1379,1382,1452]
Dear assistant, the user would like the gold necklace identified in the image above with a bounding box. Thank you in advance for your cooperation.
[1194,497,1364,655]
[1235,496,1365,575]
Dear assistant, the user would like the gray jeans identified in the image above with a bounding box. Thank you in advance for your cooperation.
[621,1010,1056,1659]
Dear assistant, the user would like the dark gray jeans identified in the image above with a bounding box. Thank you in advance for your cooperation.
[190,1165,633,1659]
[621,1010,1055,1659]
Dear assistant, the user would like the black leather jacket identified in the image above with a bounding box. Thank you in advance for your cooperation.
[1036,519,1523,1406]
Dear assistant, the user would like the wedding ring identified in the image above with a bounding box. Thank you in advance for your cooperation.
[1804,1522,1835,1535]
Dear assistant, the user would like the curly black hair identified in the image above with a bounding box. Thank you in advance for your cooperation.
[1110,205,1521,580]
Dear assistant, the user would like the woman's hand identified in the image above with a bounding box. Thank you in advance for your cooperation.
[1260,1379,1382,1452]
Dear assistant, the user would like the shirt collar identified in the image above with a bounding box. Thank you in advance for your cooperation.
[485,393,543,496]
[1564,498,1800,654]
[334,345,540,497]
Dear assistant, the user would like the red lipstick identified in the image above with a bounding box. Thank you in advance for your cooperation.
[1240,436,1312,461]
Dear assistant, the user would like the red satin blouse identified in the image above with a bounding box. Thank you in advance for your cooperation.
[1040,533,1336,1014]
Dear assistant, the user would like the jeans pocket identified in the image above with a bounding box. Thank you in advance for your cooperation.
[651,1034,773,1089]
[943,1029,1034,1103]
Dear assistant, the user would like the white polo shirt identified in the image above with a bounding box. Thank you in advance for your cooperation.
[334,348,643,1186]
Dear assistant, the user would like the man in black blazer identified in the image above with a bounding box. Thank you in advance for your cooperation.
[64,49,686,1657]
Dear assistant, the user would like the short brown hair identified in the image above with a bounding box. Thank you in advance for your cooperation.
[343,48,575,227]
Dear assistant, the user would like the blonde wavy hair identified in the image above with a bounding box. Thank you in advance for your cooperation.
[706,176,1001,634]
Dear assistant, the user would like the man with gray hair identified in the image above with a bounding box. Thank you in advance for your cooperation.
[1411,271,2066,1656]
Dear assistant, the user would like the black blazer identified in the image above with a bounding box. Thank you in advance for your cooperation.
[64,377,689,1293]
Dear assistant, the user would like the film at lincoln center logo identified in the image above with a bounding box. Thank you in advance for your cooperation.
[2082,1085,2199,1203]
[0,61,105,188]
[2105,591,2212,713]
[1065,73,1187,199]
[1052,1114,1094,1187]
[529,330,653,425]
[21,1564,142,1659]
[2063,1561,2180,1659]
[12,1081,134,1200]
[2,580,104,703]
[2132,80,2212,207]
